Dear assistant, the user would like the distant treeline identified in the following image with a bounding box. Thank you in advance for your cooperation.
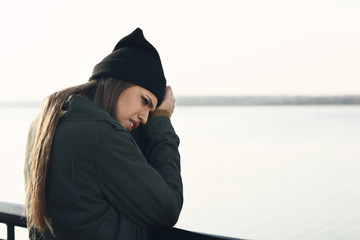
[176,95,360,106]
[1,96,360,108]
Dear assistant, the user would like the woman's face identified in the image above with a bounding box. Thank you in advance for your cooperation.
[115,85,158,132]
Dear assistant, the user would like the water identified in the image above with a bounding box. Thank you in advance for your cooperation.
[1,105,360,240]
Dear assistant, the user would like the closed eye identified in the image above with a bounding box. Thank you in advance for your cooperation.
[142,96,149,105]
[143,94,155,110]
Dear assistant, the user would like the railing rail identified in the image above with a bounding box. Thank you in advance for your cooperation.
[0,201,245,240]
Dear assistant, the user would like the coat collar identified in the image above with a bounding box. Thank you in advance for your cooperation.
[61,95,123,130]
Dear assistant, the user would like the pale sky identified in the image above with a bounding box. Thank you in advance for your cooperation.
[1,0,359,101]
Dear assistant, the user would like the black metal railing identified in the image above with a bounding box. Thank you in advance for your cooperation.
[0,201,26,240]
[0,201,245,240]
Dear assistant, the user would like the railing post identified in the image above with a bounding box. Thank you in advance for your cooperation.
[7,224,15,240]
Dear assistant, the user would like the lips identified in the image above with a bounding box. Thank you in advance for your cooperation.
[129,119,139,131]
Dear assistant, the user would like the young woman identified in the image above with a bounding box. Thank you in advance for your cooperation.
[24,28,183,240]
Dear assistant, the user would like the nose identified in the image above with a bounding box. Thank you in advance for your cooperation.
[139,110,149,124]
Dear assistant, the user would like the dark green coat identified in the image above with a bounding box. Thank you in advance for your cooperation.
[28,95,183,240]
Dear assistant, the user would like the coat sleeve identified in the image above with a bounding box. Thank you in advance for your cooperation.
[96,116,183,226]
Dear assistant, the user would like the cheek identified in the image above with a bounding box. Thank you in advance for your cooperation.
[115,104,133,122]
[114,102,125,122]
[114,95,143,122]
[114,107,121,122]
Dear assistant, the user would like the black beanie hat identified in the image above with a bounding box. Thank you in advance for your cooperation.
[89,28,166,105]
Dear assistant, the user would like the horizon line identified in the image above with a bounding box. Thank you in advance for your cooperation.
[1,95,360,107]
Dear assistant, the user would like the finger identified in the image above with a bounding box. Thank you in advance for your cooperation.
[165,86,171,100]
[166,86,174,101]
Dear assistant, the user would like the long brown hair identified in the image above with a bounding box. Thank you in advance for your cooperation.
[25,77,133,232]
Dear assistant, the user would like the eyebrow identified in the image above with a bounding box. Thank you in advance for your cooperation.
[145,94,155,110]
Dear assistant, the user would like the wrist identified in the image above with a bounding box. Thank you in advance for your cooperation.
[151,109,172,118]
